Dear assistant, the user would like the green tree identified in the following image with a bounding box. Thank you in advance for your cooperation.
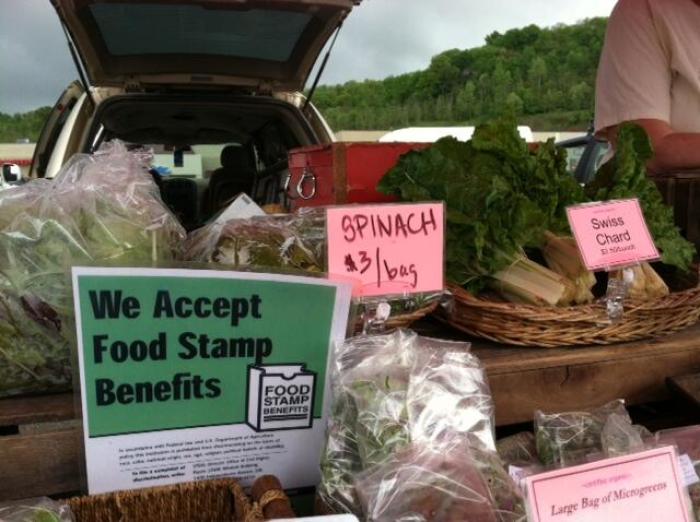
[506,92,524,116]
[417,53,462,98]
[569,82,592,110]
[313,17,607,130]
[492,62,513,108]
[529,56,548,91]
[455,81,477,120]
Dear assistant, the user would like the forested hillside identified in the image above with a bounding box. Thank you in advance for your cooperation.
[313,18,607,131]
[0,107,51,142]
[1,18,607,141]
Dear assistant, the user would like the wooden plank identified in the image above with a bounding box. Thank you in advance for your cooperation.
[0,427,82,501]
[0,393,75,427]
[667,373,700,407]
[473,324,700,374]
[479,326,700,425]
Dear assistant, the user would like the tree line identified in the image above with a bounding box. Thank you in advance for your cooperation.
[312,18,607,131]
[0,107,51,143]
[0,17,607,141]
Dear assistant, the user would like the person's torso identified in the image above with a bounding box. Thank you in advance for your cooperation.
[649,0,700,132]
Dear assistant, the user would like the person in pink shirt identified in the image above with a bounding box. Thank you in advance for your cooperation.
[595,0,700,174]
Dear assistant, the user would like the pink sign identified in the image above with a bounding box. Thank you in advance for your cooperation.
[326,203,444,297]
[567,199,660,271]
[525,446,691,522]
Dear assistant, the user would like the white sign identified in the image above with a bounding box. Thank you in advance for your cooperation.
[72,267,351,494]
[215,193,265,224]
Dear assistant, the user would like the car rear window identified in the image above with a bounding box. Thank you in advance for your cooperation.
[89,3,312,62]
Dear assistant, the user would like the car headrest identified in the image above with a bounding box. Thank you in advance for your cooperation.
[220,145,253,171]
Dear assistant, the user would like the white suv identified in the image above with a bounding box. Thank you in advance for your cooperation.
[34,0,359,228]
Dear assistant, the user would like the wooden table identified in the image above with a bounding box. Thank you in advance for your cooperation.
[473,324,700,425]
[1,324,699,500]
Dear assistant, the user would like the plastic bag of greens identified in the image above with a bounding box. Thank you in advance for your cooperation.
[319,331,415,514]
[654,425,700,521]
[497,432,539,468]
[355,440,525,522]
[318,329,495,515]
[0,179,52,231]
[407,336,495,451]
[0,292,71,397]
[534,399,630,467]
[496,432,543,494]
[0,140,185,398]
[0,497,73,522]
[184,209,443,332]
[184,208,326,271]
[600,413,651,458]
[51,141,185,264]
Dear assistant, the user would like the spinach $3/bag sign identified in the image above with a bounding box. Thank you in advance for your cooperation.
[72,267,351,494]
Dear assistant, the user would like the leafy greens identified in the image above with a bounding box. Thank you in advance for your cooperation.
[378,119,585,293]
[379,119,695,294]
[0,141,185,397]
[586,123,696,271]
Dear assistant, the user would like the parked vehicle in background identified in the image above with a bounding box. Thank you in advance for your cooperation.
[33,0,360,230]
[555,129,610,185]
[379,126,534,143]
[1,163,23,187]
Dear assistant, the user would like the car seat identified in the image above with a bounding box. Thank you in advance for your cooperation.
[160,177,199,230]
[207,145,256,214]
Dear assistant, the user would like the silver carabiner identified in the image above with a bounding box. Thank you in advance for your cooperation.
[296,167,317,200]
[282,171,295,199]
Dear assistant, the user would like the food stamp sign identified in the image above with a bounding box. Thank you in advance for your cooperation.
[72,267,351,494]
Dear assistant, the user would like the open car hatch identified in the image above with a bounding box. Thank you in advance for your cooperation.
[51,0,359,92]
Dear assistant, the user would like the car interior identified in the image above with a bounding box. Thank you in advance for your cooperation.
[85,96,319,230]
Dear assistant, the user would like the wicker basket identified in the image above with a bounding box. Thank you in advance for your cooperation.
[442,267,700,347]
[67,479,263,522]
[352,300,439,334]
[384,301,439,330]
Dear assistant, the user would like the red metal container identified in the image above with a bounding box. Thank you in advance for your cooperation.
[286,142,429,209]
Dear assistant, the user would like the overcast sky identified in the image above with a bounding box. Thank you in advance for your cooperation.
[0,0,616,114]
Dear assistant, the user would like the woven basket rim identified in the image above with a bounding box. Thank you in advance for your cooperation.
[446,266,700,313]
[353,300,439,332]
[66,478,259,522]
[443,265,700,347]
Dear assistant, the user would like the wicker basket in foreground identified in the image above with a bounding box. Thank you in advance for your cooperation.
[443,267,700,347]
[353,300,439,334]
[67,479,259,522]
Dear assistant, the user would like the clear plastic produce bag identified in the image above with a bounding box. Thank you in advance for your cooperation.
[0,140,185,397]
[600,412,651,458]
[319,331,415,514]
[407,337,495,451]
[496,432,539,468]
[355,441,525,522]
[654,425,700,521]
[0,497,73,522]
[534,399,631,467]
[185,209,443,331]
[318,329,496,515]
[184,208,326,271]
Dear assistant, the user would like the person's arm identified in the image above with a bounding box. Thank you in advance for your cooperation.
[594,0,689,173]
[604,119,700,174]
